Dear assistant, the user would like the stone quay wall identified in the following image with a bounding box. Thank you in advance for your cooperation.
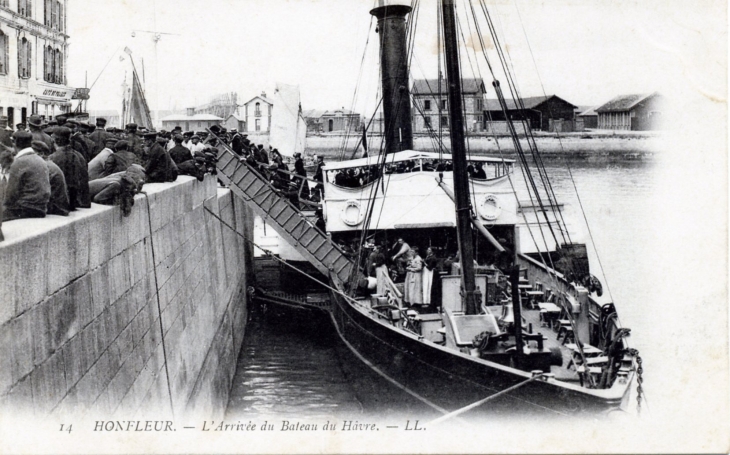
[0,175,253,420]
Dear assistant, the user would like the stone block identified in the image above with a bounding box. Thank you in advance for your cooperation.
[87,208,113,271]
[0,323,15,395]
[69,274,94,330]
[10,311,35,384]
[3,375,33,409]
[61,332,87,388]
[47,285,83,353]
[89,263,110,319]
[9,234,48,315]
[110,209,131,259]
[127,241,148,288]
[30,350,67,414]
[30,297,54,367]
[107,253,131,304]
[46,223,77,296]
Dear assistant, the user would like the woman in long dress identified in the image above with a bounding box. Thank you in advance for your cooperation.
[404,248,424,306]
[374,250,390,297]
[422,247,438,306]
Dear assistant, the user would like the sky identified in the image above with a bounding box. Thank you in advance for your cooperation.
[66,0,726,118]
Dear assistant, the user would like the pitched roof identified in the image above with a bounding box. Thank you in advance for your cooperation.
[160,113,223,122]
[484,95,577,111]
[243,95,274,106]
[226,113,244,121]
[595,93,658,113]
[303,109,327,119]
[412,78,485,95]
[577,106,599,117]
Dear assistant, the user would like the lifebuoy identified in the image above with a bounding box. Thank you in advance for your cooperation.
[478,193,502,221]
[340,199,365,226]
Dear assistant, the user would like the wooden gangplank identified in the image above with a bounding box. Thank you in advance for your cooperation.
[216,147,354,285]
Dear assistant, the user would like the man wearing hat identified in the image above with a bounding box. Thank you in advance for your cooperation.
[27,114,55,152]
[230,129,244,156]
[49,126,90,210]
[142,131,177,183]
[125,123,144,159]
[182,131,193,150]
[188,134,204,154]
[88,117,109,159]
[87,136,118,180]
[31,140,69,216]
[15,123,26,132]
[103,140,139,175]
[2,131,51,221]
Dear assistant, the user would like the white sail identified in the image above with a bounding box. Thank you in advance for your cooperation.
[270,82,306,157]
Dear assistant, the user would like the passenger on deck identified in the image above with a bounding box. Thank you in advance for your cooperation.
[390,237,411,276]
[422,247,437,307]
[374,249,389,296]
[404,248,424,306]
[313,155,325,200]
[293,152,310,200]
[472,162,487,180]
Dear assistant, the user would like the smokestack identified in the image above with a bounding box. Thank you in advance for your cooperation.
[370,2,413,154]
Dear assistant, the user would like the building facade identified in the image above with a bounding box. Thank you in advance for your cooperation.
[304,108,361,133]
[411,78,486,133]
[595,93,664,131]
[483,95,577,132]
[243,92,272,133]
[160,107,222,132]
[223,113,245,132]
[0,0,72,127]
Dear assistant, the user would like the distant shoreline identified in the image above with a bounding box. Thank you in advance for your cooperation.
[300,131,661,159]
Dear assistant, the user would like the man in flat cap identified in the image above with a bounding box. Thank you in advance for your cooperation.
[103,140,139,174]
[87,136,118,180]
[142,131,177,183]
[125,123,145,159]
[31,140,69,216]
[27,115,55,153]
[15,123,26,132]
[2,131,50,221]
[49,126,90,210]
[88,117,109,159]
[188,134,204,155]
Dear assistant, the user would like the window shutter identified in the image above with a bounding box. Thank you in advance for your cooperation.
[27,41,31,77]
[17,38,21,77]
[3,34,7,76]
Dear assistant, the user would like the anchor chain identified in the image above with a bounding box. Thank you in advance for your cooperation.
[629,348,643,415]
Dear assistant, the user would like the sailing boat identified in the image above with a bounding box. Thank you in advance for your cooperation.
[121,48,153,129]
[269,82,307,158]
[319,0,640,417]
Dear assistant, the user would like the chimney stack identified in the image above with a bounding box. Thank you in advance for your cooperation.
[370,2,413,154]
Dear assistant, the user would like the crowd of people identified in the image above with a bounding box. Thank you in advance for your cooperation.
[360,237,445,312]
[0,115,220,241]
[326,159,489,190]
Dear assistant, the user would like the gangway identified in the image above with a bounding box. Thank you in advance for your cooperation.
[215,142,354,285]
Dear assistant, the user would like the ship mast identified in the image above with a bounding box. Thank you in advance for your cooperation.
[441,0,481,315]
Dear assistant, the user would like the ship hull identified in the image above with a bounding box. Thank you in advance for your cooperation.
[328,287,633,418]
